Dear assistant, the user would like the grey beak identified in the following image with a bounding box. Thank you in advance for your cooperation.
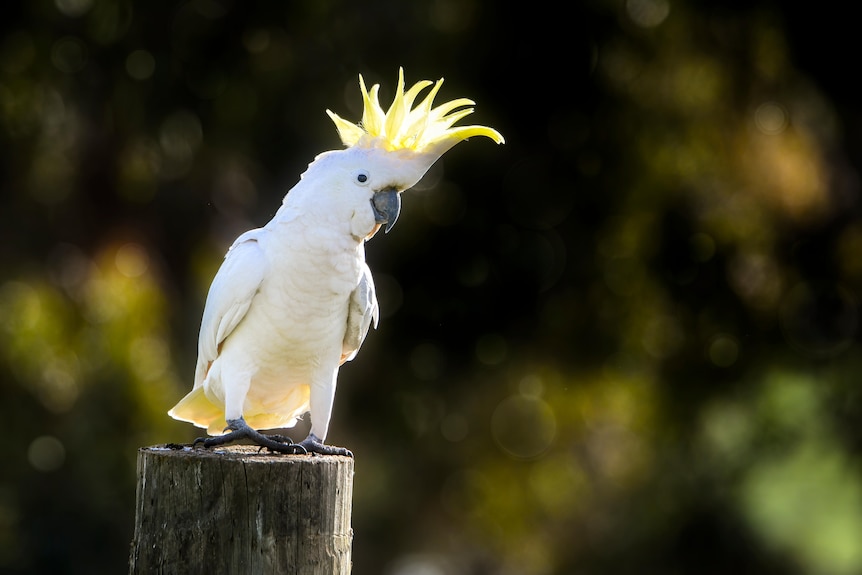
[371,188,401,234]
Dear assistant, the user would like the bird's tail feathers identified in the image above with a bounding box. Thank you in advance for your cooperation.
[168,386,223,431]
[168,384,310,436]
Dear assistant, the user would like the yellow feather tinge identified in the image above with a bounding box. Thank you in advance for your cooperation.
[326,67,504,153]
[168,386,223,430]
[168,384,311,435]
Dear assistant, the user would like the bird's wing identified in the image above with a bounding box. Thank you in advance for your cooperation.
[341,262,379,364]
[193,228,268,387]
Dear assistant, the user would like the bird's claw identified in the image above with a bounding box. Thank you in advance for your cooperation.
[297,433,353,457]
[192,419,351,456]
[193,417,306,454]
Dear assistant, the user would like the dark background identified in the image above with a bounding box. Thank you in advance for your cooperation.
[2,1,861,574]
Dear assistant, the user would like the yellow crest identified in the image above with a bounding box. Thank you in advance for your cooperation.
[326,68,504,153]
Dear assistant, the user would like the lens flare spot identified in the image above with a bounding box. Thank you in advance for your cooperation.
[126,49,156,81]
[626,0,670,28]
[55,0,93,17]
[755,101,788,135]
[28,436,66,472]
[708,333,739,367]
[491,395,556,459]
[51,36,87,74]
[115,243,149,278]
[440,412,469,442]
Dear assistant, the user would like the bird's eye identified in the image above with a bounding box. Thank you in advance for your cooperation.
[355,171,370,185]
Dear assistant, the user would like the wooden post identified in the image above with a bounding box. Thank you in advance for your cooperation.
[129,445,354,575]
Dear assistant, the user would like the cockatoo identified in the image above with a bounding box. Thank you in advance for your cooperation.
[168,68,504,455]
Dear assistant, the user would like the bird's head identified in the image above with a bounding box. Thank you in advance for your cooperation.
[301,68,503,240]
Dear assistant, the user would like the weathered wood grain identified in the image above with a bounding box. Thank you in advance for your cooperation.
[129,445,353,575]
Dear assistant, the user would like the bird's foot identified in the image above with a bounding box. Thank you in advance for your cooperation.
[193,417,307,454]
[297,433,353,457]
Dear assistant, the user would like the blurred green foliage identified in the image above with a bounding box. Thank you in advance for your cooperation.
[1,1,861,574]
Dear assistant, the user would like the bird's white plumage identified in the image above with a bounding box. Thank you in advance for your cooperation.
[169,70,503,450]
[193,229,267,390]
[343,264,379,363]
[170,149,385,438]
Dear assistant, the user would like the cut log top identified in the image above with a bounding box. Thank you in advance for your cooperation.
[140,443,354,463]
[130,444,355,575]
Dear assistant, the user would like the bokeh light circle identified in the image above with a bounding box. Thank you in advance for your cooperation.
[28,436,66,472]
[708,333,739,367]
[755,101,788,135]
[491,395,556,459]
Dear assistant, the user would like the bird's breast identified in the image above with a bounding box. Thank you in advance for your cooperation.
[243,238,361,363]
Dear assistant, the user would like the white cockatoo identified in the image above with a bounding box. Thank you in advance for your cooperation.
[168,68,504,455]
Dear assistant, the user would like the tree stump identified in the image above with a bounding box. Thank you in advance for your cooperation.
[129,445,354,575]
